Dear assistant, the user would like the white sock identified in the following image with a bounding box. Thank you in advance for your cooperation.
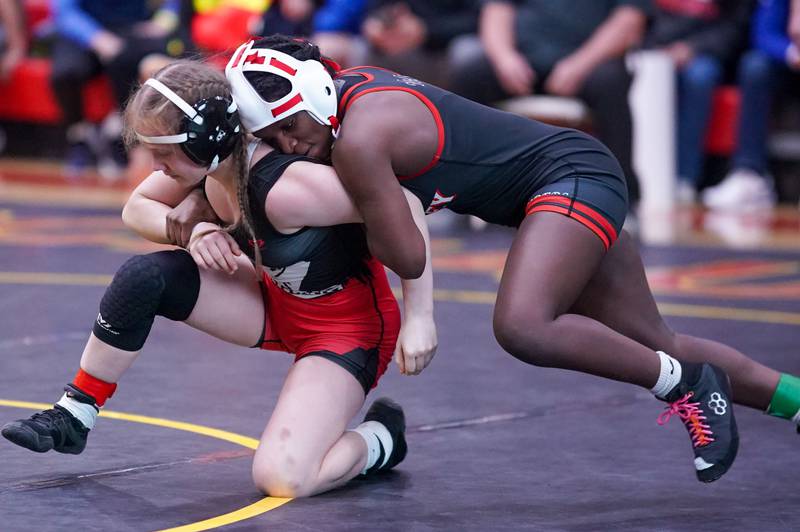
[56,393,98,430]
[650,351,683,400]
[350,420,393,474]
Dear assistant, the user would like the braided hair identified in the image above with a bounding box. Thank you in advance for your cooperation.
[124,60,263,274]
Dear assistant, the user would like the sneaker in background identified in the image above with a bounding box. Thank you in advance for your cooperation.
[675,179,697,205]
[96,112,128,183]
[702,168,775,211]
[64,122,97,180]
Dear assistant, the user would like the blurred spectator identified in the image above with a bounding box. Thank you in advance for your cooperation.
[354,0,479,88]
[261,0,321,36]
[450,0,649,210]
[702,0,798,209]
[312,0,366,67]
[0,0,26,155]
[51,0,187,179]
[192,0,266,59]
[0,0,26,82]
[645,0,753,204]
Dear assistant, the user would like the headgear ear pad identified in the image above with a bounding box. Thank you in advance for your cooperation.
[137,78,242,171]
[181,96,241,168]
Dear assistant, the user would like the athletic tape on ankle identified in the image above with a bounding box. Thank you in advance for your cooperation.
[767,373,800,422]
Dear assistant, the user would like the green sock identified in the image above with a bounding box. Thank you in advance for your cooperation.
[766,373,800,422]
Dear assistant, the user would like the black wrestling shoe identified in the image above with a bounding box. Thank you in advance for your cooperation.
[363,397,407,473]
[2,404,90,455]
[658,363,738,483]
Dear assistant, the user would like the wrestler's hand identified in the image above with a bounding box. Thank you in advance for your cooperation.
[187,222,242,275]
[394,314,437,376]
[167,187,219,247]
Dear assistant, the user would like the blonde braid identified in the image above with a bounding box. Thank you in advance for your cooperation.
[232,137,263,274]
[124,59,263,276]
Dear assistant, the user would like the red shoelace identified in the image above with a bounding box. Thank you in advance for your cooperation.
[657,392,715,447]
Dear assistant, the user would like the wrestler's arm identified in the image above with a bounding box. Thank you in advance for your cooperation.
[393,190,437,375]
[331,115,426,279]
[268,161,437,375]
[124,172,242,273]
[264,160,363,232]
[122,170,198,244]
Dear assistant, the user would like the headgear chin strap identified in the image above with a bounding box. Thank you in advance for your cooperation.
[225,40,339,137]
[136,78,241,172]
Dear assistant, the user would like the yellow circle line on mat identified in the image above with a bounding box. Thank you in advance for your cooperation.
[0,399,291,531]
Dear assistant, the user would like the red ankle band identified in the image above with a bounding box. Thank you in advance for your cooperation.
[73,368,117,407]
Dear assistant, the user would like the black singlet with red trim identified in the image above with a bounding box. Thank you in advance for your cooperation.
[232,150,370,299]
[334,66,626,228]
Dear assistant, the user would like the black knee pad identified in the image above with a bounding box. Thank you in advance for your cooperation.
[92,250,200,351]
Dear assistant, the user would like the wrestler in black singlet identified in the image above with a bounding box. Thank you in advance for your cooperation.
[233,150,371,297]
[226,149,400,394]
[334,67,629,248]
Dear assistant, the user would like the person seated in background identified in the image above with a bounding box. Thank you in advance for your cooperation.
[0,0,27,155]
[354,0,479,89]
[51,0,187,180]
[311,0,366,67]
[644,0,753,205]
[701,0,800,210]
[449,0,649,217]
[260,0,321,36]
[0,0,26,82]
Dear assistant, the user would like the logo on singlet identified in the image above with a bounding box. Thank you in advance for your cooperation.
[267,261,343,299]
[392,73,425,87]
[532,191,571,200]
[426,189,457,214]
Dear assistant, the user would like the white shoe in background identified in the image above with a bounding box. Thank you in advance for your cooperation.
[675,179,697,205]
[96,112,126,183]
[701,169,776,211]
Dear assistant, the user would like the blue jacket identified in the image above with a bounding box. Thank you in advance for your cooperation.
[313,0,366,34]
[752,0,791,62]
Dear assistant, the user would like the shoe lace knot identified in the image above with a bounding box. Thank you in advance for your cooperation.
[657,392,715,447]
[31,409,62,425]
[30,408,72,443]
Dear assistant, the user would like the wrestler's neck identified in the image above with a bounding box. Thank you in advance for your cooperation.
[207,155,238,200]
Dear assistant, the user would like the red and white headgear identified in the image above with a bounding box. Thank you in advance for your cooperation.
[225,40,339,136]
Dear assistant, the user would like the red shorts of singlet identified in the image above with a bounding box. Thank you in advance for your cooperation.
[258,257,400,394]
